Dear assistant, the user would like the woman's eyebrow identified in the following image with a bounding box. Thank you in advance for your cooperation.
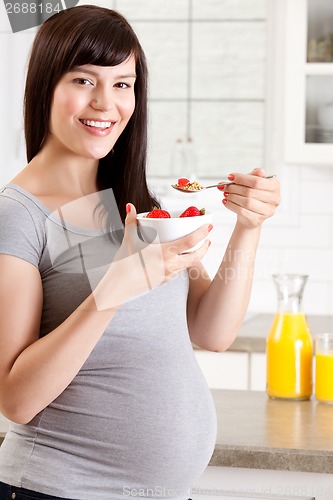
[70,66,136,79]
[116,74,137,79]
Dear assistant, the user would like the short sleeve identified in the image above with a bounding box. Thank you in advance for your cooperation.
[0,194,42,268]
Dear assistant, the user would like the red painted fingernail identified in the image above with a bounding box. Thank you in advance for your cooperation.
[217,183,225,191]
[224,192,229,198]
[228,173,235,181]
[222,198,227,205]
[208,224,213,232]
[126,203,131,214]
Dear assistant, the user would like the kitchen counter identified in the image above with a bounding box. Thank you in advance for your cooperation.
[210,389,333,474]
[229,313,333,352]
[1,389,333,475]
[2,315,333,472]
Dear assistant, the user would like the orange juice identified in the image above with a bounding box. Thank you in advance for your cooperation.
[315,353,333,403]
[266,313,313,399]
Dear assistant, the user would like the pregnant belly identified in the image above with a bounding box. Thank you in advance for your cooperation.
[30,354,216,496]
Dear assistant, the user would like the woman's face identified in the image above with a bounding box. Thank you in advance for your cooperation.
[47,56,136,161]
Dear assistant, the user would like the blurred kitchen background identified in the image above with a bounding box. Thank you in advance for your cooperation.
[0,0,333,315]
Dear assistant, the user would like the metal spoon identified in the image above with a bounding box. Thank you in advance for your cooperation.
[171,175,276,193]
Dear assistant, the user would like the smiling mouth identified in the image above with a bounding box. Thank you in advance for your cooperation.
[80,119,112,129]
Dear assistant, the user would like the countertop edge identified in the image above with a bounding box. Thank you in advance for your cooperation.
[210,444,333,474]
[0,433,331,475]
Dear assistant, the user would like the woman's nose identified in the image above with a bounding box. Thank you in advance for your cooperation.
[91,90,113,111]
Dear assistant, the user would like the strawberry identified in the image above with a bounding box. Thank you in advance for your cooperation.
[179,206,206,218]
[146,208,171,218]
[177,178,190,187]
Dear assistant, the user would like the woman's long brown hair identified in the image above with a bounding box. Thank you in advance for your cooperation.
[24,5,159,224]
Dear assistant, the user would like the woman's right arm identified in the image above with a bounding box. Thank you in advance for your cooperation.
[0,253,119,424]
[0,204,211,424]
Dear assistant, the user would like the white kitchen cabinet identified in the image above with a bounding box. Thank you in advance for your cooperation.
[194,350,249,390]
[194,350,268,391]
[250,352,266,391]
[282,0,333,165]
[192,465,333,500]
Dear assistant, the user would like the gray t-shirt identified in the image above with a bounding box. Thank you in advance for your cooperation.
[0,184,216,500]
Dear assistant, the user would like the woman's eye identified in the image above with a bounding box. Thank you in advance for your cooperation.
[73,78,93,86]
[115,82,130,89]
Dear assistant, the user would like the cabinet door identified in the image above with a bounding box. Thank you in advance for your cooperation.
[283,0,333,165]
[192,494,309,500]
[250,352,266,391]
[194,350,249,390]
[192,465,333,500]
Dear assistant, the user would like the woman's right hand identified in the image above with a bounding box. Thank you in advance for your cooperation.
[92,203,212,310]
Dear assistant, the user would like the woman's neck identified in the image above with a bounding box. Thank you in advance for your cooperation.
[10,144,102,213]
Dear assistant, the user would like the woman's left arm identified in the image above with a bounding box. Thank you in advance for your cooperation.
[187,168,280,352]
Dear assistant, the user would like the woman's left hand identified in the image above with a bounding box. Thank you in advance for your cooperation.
[219,167,280,228]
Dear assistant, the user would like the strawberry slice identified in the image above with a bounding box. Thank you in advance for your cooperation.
[177,178,190,187]
[179,206,206,217]
[146,208,171,218]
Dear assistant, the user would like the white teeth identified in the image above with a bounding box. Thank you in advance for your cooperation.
[82,119,111,129]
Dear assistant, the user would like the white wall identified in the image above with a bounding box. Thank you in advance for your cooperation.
[1,0,332,315]
[250,165,333,316]
[151,163,333,317]
[208,164,333,316]
[80,0,268,178]
[77,0,333,316]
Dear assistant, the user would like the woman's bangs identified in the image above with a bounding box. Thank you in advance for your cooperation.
[69,22,138,68]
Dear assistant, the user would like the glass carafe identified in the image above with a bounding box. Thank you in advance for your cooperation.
[266,274,313,400]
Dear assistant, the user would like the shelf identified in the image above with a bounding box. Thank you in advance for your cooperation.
[305,62,333,75]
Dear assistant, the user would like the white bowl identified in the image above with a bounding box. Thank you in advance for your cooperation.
[136,209,213,253]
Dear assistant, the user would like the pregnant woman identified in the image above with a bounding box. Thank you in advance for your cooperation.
[0,5,280,499]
